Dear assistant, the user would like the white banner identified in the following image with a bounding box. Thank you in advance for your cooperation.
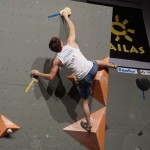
[140,70,150,75]
[117,67,138,74]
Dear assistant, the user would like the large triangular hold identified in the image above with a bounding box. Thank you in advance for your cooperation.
[0,114,20,137]
[92,69,108,106]
[63,107,106,150]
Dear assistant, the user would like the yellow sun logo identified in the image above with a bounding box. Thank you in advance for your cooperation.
[112,15,135,42]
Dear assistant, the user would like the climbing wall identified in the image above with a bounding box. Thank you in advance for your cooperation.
[0,0,113,149]
[105,69,150,150]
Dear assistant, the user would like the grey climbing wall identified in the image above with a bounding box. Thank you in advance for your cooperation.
[0,0,113,149]
[105,69,150,150]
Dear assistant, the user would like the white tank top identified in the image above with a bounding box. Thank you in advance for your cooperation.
[56,45,93,80]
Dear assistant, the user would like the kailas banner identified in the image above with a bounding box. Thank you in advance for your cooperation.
[110,6,150,69]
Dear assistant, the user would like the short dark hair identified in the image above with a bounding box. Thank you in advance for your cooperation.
[49,37,62,52]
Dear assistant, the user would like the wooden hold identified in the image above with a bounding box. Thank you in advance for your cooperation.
[92,69,108,106]
[0,114,20,137]
[63,107,106,150]
[91,57,109,106]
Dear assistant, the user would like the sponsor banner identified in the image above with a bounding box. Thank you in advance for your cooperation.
[117,67,138,74]
[140,70,150,75]
[110,6,150,66]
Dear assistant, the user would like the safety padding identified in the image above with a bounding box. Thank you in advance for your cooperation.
[92,69,108,106]
[63,107,106,150]
[0,114,20,137]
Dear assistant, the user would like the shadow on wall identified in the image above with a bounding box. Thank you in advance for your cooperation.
[31,57,81,123]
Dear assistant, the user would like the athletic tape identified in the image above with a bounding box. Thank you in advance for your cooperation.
[48,13,60,19]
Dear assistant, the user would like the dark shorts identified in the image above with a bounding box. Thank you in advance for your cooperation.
[78,61,98,99]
